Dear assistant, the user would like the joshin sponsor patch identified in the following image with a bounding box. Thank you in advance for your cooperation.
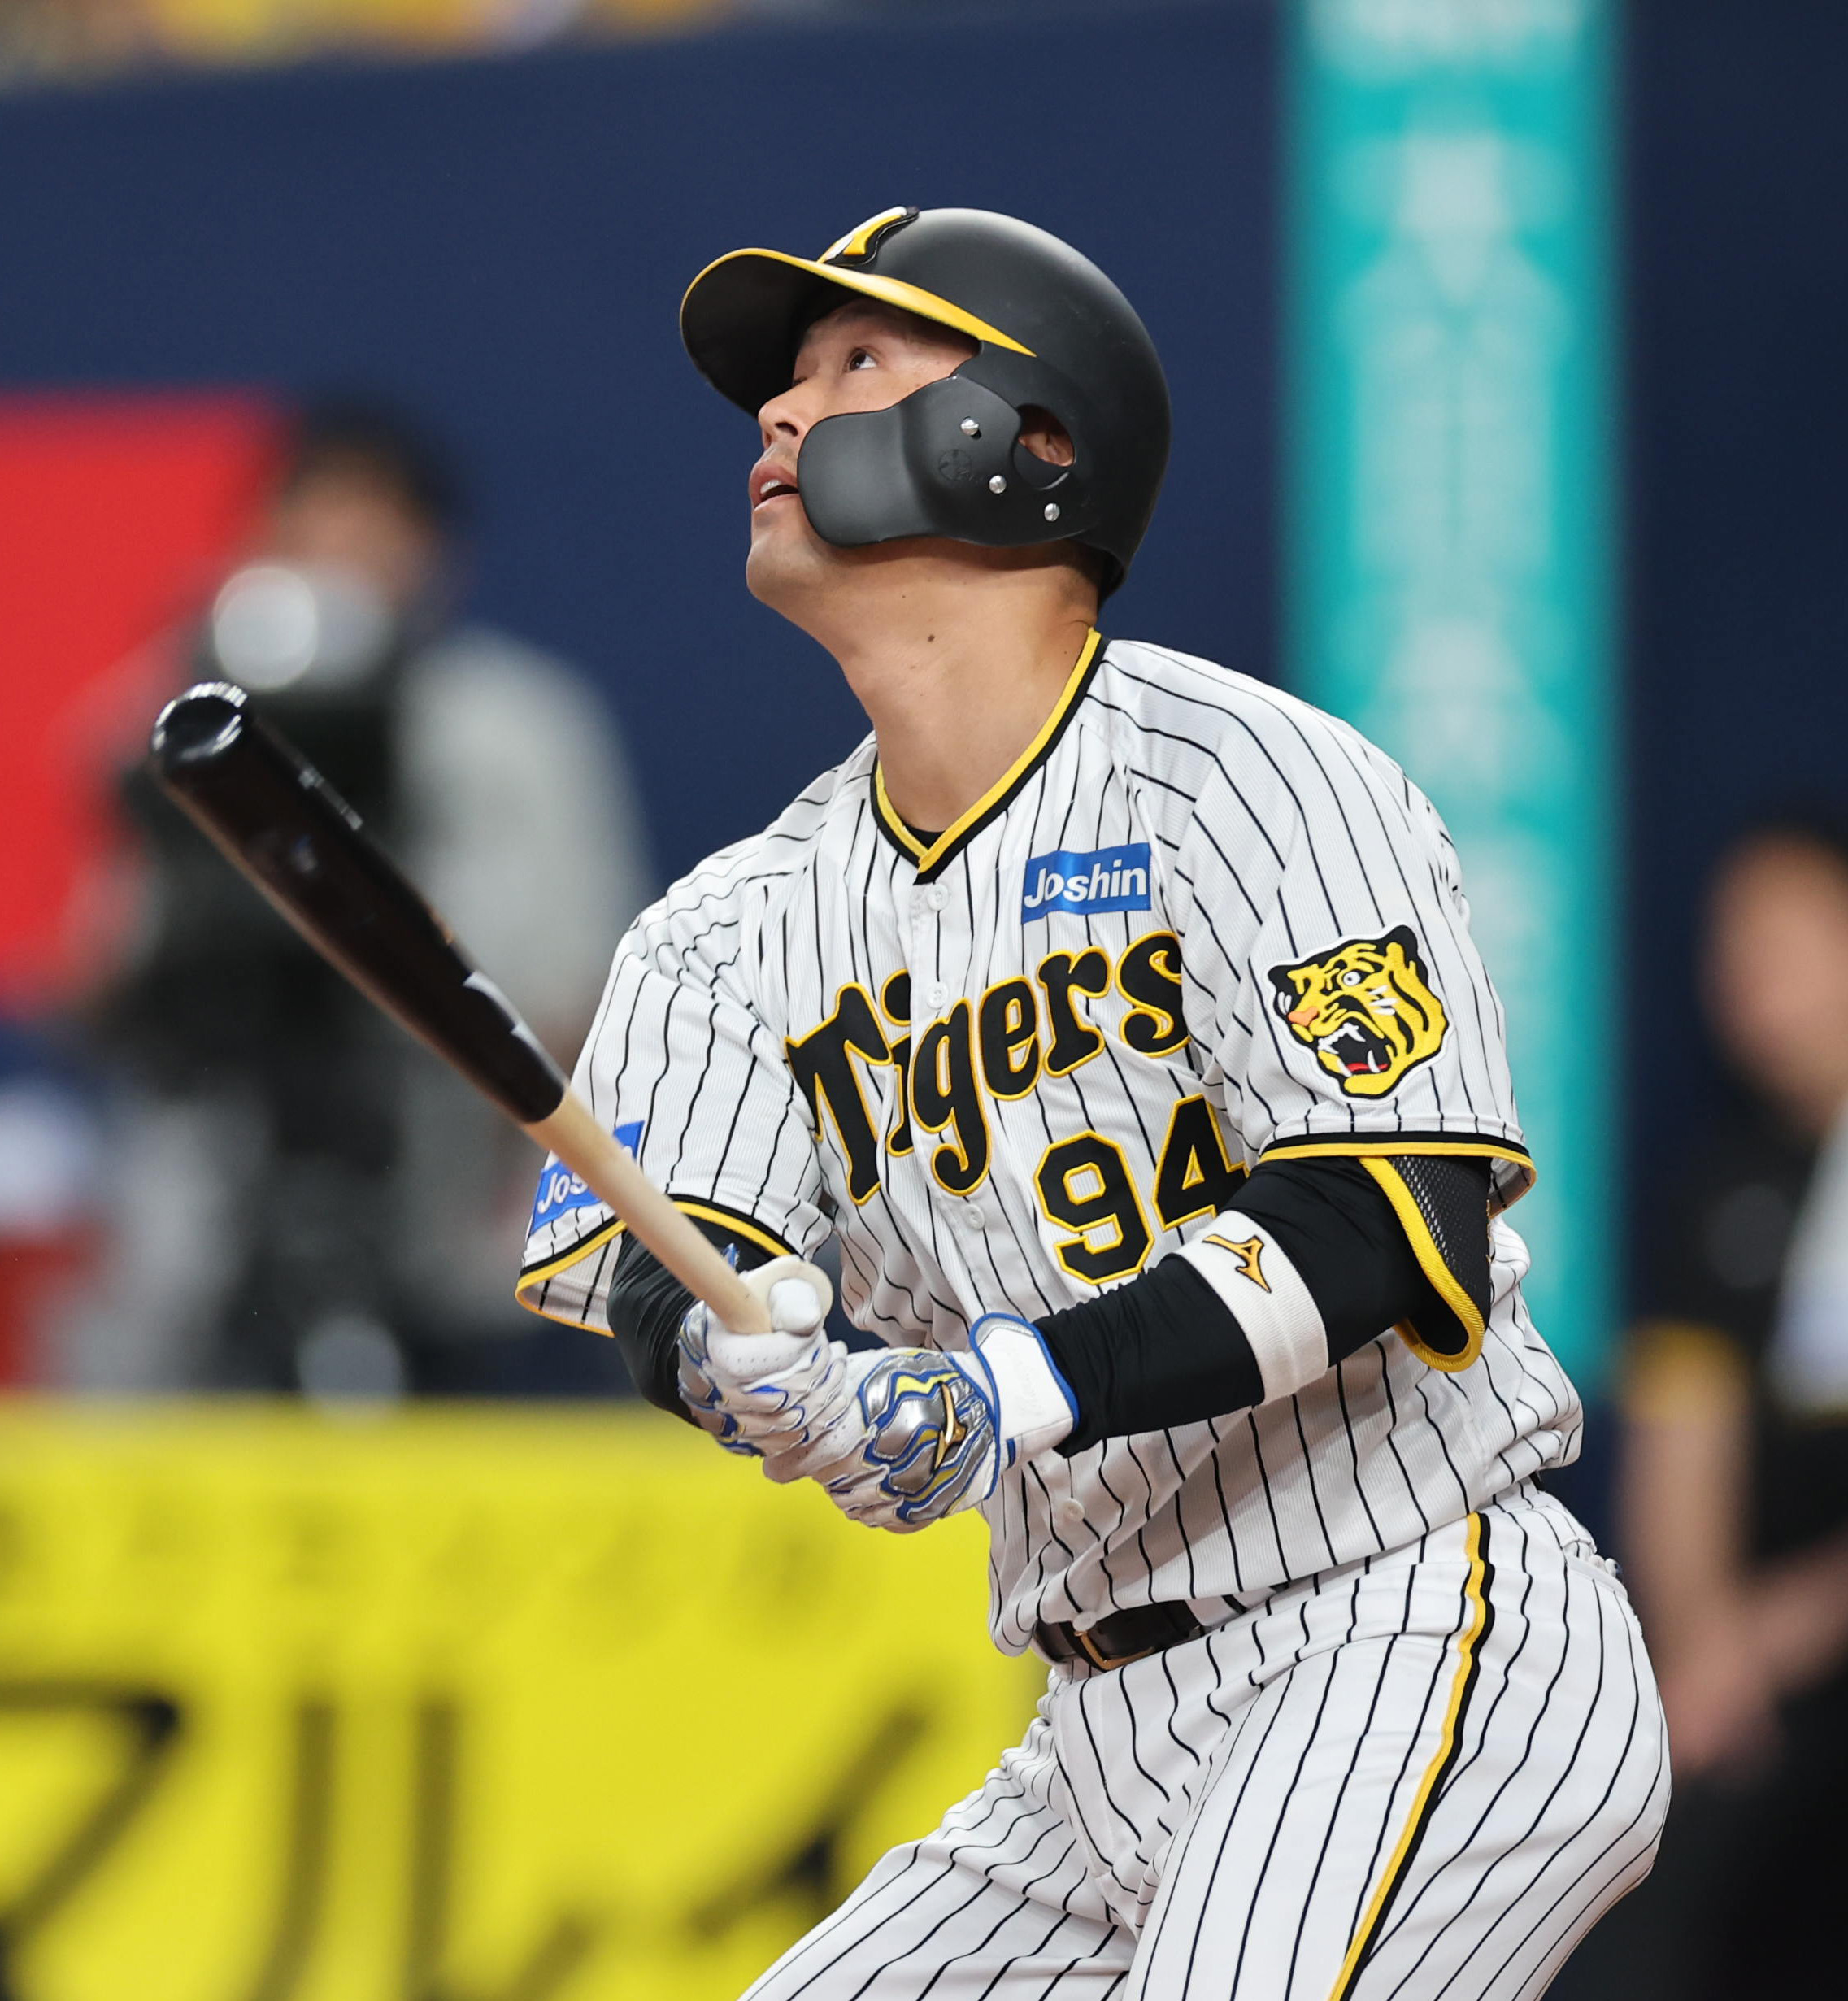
[1021,842,1152,922]
[530,1120,643,1229]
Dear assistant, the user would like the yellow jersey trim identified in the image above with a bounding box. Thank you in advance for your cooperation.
[514,1200,796,1333]
[1362,1157,1487,1372]
[515,1216,628,1328]
[680,248,1037,359]
[872,628,1102,877]
[1328,1513,1492,2000]
[872,772,929,862]
[1258,1135,1535,1211]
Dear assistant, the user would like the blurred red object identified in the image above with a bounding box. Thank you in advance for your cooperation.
[0,394,278,1013]
[0,1232,94,1385]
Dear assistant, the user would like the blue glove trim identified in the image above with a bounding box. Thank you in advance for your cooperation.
[954,1338,1006,1491]
[969,1312,1081,1444]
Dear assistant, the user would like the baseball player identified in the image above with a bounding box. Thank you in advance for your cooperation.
[518,207,1667,1997]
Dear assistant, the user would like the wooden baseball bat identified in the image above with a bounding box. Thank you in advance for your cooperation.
[147,681,774,1336]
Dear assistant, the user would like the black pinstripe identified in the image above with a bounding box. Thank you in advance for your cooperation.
[520,639,1583,1664]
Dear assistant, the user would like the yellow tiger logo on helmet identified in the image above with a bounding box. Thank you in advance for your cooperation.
[1269,926,1448,1098]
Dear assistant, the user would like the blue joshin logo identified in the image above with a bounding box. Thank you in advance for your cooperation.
[530,1120,643,1229]
[1020,842,1152,922]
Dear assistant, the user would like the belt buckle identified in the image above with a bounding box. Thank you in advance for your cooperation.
[1072,1624,1162,1672]
[1072,1625,1116,1671]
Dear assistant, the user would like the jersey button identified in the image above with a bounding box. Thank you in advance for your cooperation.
[956,1201,986,1230]
[925,982,950,1009]
[1054,1497,1086,1529]
[923,885,946,911]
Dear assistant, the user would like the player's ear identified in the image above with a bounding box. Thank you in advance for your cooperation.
[1017,405,1075,468]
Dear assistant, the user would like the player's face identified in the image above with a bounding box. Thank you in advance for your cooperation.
[265,462,442,615]
[1707,834,1848,1130]
[745,302,977,605]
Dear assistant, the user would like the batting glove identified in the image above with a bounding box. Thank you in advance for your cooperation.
[676,1255,841,1458]
[763,1315,1079,1533]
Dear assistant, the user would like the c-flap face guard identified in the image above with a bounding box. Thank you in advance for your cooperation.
[795,365,1102,552]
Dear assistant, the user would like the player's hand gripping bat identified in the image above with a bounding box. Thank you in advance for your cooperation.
[148,681,775,1336]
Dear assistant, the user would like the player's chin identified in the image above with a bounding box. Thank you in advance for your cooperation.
[746,509,837,607]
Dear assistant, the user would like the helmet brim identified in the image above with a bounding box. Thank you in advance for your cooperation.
[680,248,1035,416]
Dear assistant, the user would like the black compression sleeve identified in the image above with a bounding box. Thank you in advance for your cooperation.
[1040,1156,1490,1454]
[605,1224,778,1417]
[1039,1255,1262,1454]
[1232,1157,1459,1355]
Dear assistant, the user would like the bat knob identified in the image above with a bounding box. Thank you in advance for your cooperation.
[150,681,250,772]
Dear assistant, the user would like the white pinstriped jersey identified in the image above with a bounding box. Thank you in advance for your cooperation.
[518,633,1582,1652]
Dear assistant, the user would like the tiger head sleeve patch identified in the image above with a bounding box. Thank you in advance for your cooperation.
[1268,925,1449,1098]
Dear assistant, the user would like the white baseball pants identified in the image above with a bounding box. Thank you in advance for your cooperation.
[743,1486,1668,2000]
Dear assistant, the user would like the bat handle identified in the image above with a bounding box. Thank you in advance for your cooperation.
[524,1092,775,1336]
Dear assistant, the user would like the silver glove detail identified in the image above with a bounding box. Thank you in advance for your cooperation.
[841,1346,1002,1526]
[760,1313,1078,1533]
[676,1274,1079,1532]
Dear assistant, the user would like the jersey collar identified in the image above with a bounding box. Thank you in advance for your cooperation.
[871,628,1103,882]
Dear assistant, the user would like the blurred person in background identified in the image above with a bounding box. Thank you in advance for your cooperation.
[0,1022,102,1385]
[1559,819,1848,1998]
[73,398,651,1399]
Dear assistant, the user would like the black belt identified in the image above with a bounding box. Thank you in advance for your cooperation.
[1033,1598,1233,1672]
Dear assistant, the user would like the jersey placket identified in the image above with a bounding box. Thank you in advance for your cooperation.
[904,869,994,1299]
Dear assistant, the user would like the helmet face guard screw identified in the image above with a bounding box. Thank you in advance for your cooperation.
[989,474,1007,494]
[1044,503,1061,522]
[960,419,981,437]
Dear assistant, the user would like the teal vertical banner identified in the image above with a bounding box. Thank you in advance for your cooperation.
[1286,0,1617,1387]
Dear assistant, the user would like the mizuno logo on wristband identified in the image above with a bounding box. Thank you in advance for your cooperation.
[1204,1232,1270,1291]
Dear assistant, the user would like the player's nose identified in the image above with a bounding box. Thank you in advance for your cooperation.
[757,380,810,446]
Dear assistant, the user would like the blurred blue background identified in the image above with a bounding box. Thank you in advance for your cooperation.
[0,0,1836,1420]
[0,0,1838,1409]
[2,3,1847,1992]
[0,0,1275,885]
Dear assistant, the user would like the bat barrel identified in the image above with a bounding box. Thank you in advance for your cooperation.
[150,682,567,1127]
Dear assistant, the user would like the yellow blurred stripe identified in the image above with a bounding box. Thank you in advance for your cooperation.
[0,1399,1037,2000]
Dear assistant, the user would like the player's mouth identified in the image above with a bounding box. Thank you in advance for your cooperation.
[1315,1016,1395,1077]
[750,462,802,510]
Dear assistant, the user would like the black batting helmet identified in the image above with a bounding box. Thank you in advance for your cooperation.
[680,207,1171,596]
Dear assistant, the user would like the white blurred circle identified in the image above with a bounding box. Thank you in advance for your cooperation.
[210,563,393,692]
[211,564,318,689]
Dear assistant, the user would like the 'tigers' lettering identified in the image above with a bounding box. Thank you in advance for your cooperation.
[786,932,1217,1227]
